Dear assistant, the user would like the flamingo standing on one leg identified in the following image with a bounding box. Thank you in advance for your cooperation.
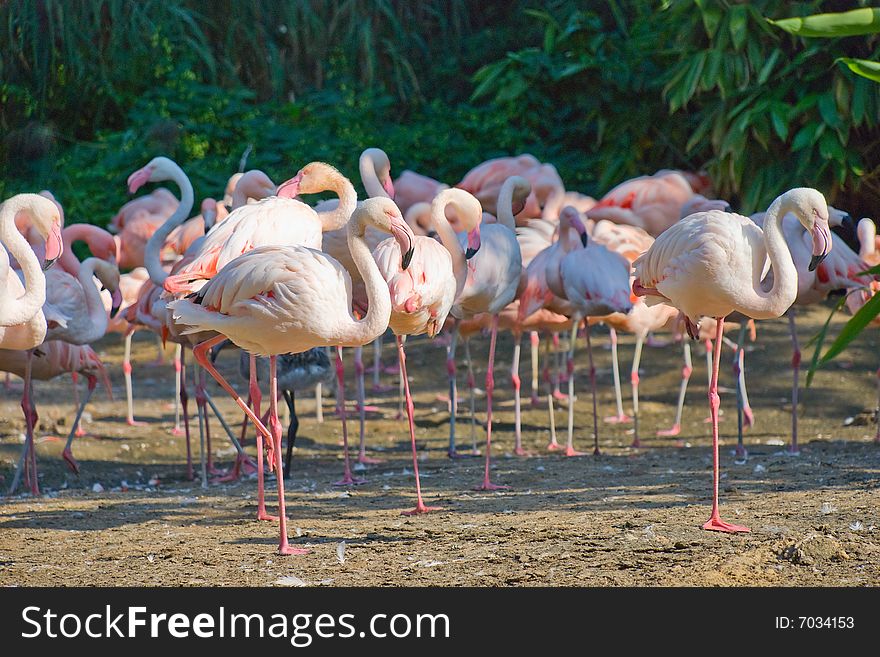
[168,197,414,553]
[634,187,832,532]
[1,194,64,496]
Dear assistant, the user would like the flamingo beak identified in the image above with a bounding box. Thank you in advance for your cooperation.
[276,173,303,199]
[390,217,416,271]
[383,177,396,201]
[465,228,481,260]
[110,288,123,318]
[127,166,153,194]
[42,221,64,271]
[809,222,832,272]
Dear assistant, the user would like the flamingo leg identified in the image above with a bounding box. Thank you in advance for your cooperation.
[585,321,600,456]
[546,335,560,451]
[62,374,96,474]
[151,333,167,366]
[282,389,298,479]
[552,332,566,401]
[658,340,692,440]
[214,391,258,483]
[9,350,37,495]
[265,356,308,555]
[71,371,87,437]
[247,354,278,520]
[397,336,441,513]
[177,347,194,480]
[354,346,381,464]
[529,330,540,407]
[787,309,800,455]
[395,344,405,421]
[476,315,509,490]
[702,338,723,423]
[123,329,147,426]
[875,366,880,444]
[512,332,527,456]
[630,331,645,449]
[733,321,748,460]
[194,368,209,488]
[202,388,254,477]
[333,346,365,486]
[702,317,750,533]
[448,325,471,458]
[606,327,631,424]
[464,336,480,456]
[171,343,184,436]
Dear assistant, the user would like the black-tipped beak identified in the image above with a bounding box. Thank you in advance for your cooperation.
[42,257,58,271]
[210,338,232,364]
[110,304,121,319]
[724,204,733,213]
[809,253,828,272]
[426,230,438,239]
[465,247,478,260]
[402,247,414,270]
[580,233,588,247]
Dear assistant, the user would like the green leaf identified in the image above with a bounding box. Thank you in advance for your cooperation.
[805,295,849,387]
[818,92,842,129]
[769,8,880,38]
[696,0,723,39]
[814,290,880,373]
[770,103,790,141]
[837,58,880,83]
[757,48,781,85]
[728,5,748,51]
[792,121,824,151]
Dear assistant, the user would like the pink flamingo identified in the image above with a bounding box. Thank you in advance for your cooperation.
[557,213,633,457]
[374,189,479,510]
[587,169,706,237]
[392,169,448,216]
[1,193,65,496]
[4,341,112,492]
[162,162,355,295]
[633,187,831,532]
[447,176,530,458]
[449,178,523,489]
[168,197,414,554]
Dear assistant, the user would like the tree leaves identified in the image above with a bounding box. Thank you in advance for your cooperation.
[769,8,880,38]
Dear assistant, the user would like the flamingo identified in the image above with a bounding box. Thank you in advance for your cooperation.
[168,196,415,554]
[3,341,112,490]
[1,193,65,496]
[587,169,706,237]
[449,177,523,489]
[633,187,832,532]
[392,169,448,216]
[447,175,530,459]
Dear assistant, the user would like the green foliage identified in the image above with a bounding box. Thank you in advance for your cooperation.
[769,8,880,38]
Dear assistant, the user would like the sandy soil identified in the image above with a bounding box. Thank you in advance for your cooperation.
[1,304,879,587]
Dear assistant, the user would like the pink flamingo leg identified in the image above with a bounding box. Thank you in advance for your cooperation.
[605,327,632,424]
[268,356,309,555]
[529,331,541,408]
[511,332,528,456]
[545,336,560,450]
[875,367,880,444]
[71,371,87,437]
[123,330,148,426]
[248,355,277,521]
[355,346,382,464]
[584,323,601,456]
[463,337,481,456]
[62,374,97,474]
[369,336,393,392]
[9,351,38,495]
[564,321,587,457]
[702,317,750,533]
[733,321,749,460]
[476,315,510,490]
[333,346,365,486]
[397,336,442,514]
[787,310,800,455]
[214,397,258,483]
[148,333,167,366]
[170,344,184,436]
[630,332,645,448]
[447,326,475,458]
[552,332,567,401]
[658,340,692,443]
[179,347,194,480]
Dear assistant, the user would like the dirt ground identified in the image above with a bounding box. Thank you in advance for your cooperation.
[1,304,879,587]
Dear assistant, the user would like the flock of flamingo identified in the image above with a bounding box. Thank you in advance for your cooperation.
[2,148,878,554]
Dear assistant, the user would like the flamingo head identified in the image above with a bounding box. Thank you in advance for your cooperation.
[782,188,831,272]
[276,172,302,199]
[388,211,416,271]
[201,198,218,232]
[127,156,177,194]
[560,206,588,247]
[465,226,481,260]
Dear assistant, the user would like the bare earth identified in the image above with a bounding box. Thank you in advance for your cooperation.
[1,304,879,587]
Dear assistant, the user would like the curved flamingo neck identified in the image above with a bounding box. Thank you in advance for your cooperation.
[338,210,391,345]
[144,164,194,285]
[431,192,471,299]
[743,197,799,319]
[59,224,109,275]
[316,172,358,232]
[496,180,520,232]
[0,198,46,325]
[76,258,111,341]
[359,150,390,199]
